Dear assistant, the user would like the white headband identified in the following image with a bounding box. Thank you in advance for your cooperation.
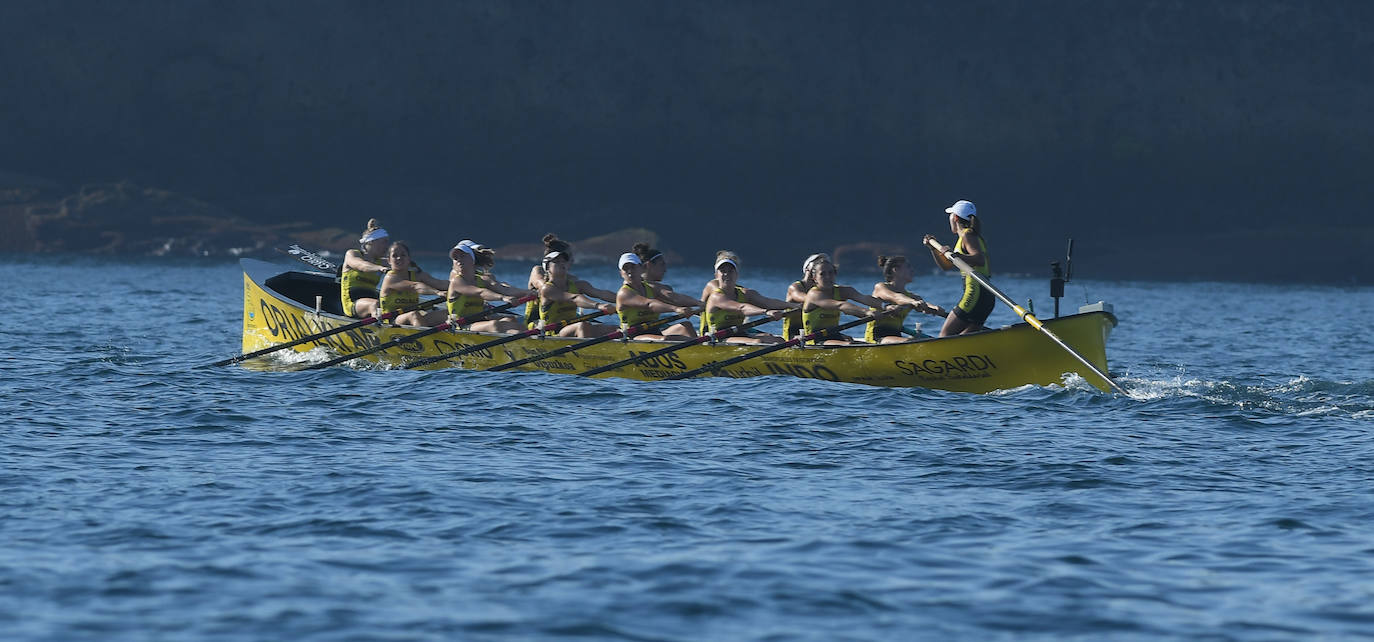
[450,240,475,260]
[803,253,829,273]
[714,257,737,271]
[359,228,389,244]
[543,251,565,263]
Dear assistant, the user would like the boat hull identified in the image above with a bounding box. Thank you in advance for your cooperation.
[240,259,1118,393]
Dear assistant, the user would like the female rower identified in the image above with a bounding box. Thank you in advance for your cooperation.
[703,251,791,344]
[616,253,696,341]
[378,241,450,327]
[445,240,527,333]
[802,256,895,345]
[632,242,702,337]
[781,253,826,339]
[866,255,948,343]
[538,234,617,337]
[924,199,993,336]
[339,219,390,318]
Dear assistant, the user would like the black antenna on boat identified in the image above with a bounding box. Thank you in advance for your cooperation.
[1049,238,1073,318]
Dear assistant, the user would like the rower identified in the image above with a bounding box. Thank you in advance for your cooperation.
[802,255,895,345]
[703,251,790,345]
[924,199,994,336]
[538,234,617,338]
[782,253,826,339]
[866,255,947,343]
[378,241,450,327]
[631,242,702,337]
[616,253,696,341]
[339,219,390,318]
[446,240,527,334]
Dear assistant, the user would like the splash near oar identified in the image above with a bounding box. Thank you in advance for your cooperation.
[923,237,1130,396]
[203,295,449,368]
[295,295,534,371]
[576,311,793,378]
[402,310,610,370]
[664,306,909,381]
[486,310,698,373]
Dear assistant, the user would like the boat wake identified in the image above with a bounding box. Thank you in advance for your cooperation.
[1118,373,1373,419]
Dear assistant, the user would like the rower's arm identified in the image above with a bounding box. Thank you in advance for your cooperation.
[343,249,387,274]
[709,290,767,316]
[527,266,547,290]
[804,289,867,316]
[923,234,955,270]
[786,281,809,304]
[618,288,679,314]
[657,288,700,307]
[575,280,618,302]
[841,286,886,308]
[743,289,790,310]
[415,269,450,292]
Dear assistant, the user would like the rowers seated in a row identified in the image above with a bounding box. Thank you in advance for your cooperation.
[533,234,619,338]
[376,241,451,327]
[701,251,791,345]
[446,240,528,333]
[800,254,904,345]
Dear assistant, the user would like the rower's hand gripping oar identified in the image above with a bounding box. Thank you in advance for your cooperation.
[485,309,699,373]
[294,295,535,371]
[402,309,611,369]
[577,309,795,378]
[665,306,910,381]
[201,295,450,368]
[923,237,1130,396]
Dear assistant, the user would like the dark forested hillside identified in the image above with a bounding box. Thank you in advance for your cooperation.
[2,1,1370,281]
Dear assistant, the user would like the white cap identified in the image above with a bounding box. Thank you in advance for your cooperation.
[714,257,737,271]
[450,239,476,260]
[802,253,830,273]
[359,228,389,243]
[618,252,642,269]
[945,200,977,220]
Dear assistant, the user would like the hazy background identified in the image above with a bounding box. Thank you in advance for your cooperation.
[2,1,1370,282]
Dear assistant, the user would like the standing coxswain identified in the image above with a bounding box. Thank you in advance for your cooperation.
[924,199,993,336]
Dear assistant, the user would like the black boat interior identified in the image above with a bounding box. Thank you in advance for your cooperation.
[265,271,346,316]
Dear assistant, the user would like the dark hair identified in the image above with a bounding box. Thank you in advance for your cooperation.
[363,218,383,236]
[956,215,982,235]
[474,247,495,268]
[633,242,663,263]
[542,233,571,259]
[878,255,908,280]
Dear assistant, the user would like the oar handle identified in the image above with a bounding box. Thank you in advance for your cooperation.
[487,309,694,373]
[665,306,906,380]
[403,309,607,369]
[922,237,1128,395]
[577,309,793,378]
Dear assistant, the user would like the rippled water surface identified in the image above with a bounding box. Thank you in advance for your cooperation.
[3,255,1372,640]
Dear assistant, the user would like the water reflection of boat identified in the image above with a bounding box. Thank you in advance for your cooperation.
[239,259,1119,393]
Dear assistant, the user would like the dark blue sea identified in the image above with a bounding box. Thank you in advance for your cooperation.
[3,254,1372,641]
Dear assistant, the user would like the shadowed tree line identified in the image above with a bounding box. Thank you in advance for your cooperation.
[1,1,1369,282]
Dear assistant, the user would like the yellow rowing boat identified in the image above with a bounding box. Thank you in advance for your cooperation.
[239,259,1120,393]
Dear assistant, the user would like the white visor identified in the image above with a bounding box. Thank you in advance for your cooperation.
[359,228,389,244]
[450,240,475,260]
[543,251,565,263]
[714,257,737,271]
[618,252,642,269]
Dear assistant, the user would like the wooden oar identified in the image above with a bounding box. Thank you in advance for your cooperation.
[295,295,534,371]
[401,309,610,369]
[486,310,698,373]
[576,311,793,377]
[202,295,449,368]
[924,237,1129,395]
[664,306,910,381]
